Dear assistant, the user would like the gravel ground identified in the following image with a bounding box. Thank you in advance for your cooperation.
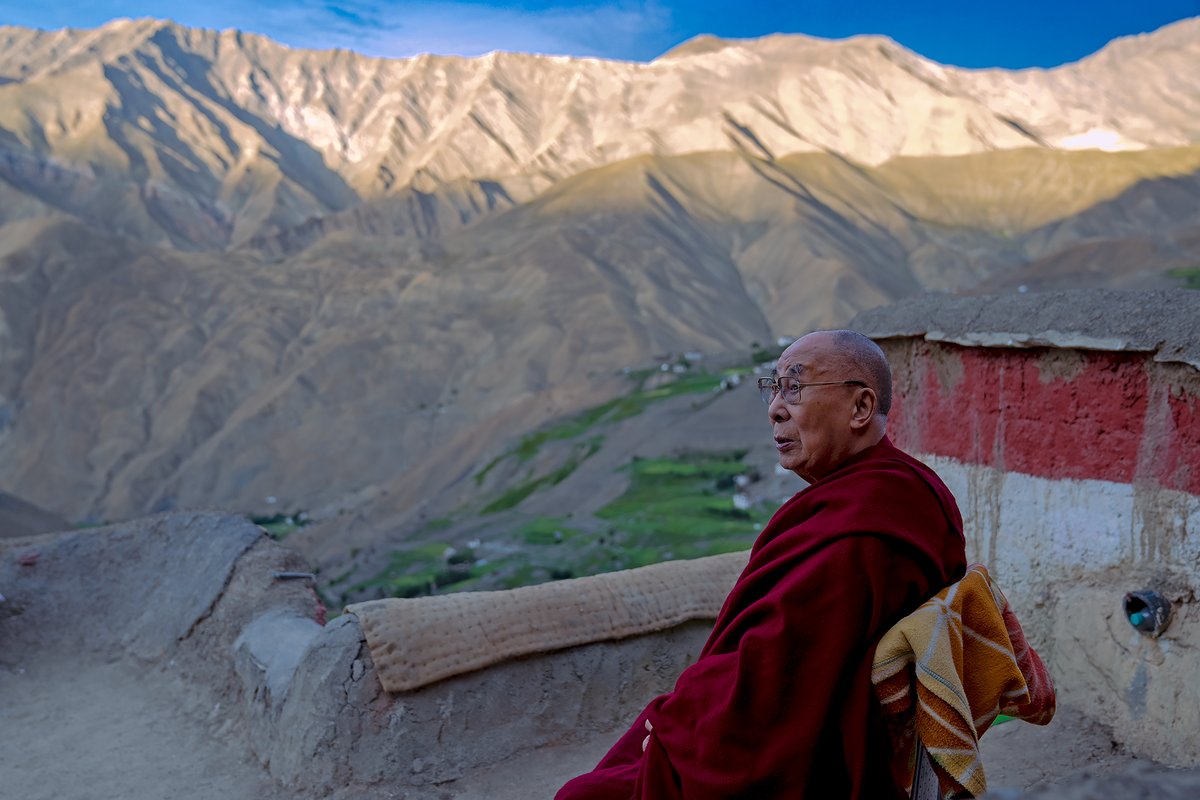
[0,656,287,800]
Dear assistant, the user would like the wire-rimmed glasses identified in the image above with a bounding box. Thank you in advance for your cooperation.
[757,377,866,405]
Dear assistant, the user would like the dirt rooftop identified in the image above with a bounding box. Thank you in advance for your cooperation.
[849,289,1200,368]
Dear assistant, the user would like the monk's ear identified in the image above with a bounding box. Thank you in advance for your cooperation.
[848,387,877,430]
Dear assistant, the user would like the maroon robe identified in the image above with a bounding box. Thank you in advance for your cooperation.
[556,436,966,800]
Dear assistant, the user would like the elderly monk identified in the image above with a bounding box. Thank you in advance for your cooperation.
[556,330,967,799]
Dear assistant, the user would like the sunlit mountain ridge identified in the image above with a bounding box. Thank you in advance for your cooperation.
[1,17,1198,249]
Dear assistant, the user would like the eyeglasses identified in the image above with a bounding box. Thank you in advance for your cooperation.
[757,377,866,405]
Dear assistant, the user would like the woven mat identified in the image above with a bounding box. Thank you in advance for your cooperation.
[346,550,750,692]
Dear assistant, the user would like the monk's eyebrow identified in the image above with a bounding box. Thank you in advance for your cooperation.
[786,362,806,377]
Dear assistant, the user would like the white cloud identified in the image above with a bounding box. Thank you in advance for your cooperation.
[333,1,676,61]
[0,0,676,61]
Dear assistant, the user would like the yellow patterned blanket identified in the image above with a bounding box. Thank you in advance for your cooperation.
[871,564,1056,799]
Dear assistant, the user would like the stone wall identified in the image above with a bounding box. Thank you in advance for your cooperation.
[245,612,709,799]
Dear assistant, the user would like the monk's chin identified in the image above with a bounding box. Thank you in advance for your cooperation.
[777,457,805,479]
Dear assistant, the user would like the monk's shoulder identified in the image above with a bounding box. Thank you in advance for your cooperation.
[819,452,960,532]
[833,452,944,499]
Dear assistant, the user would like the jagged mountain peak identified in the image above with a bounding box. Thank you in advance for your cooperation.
[656,33,738,60]
[0,17,167,79]
[1083,15,1200,63]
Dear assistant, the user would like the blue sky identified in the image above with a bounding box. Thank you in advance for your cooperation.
[2,1,1198,67]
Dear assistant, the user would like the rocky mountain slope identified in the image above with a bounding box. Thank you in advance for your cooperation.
[0,18,1197,568]
[1,17,1198,248]
[0,489,67,538]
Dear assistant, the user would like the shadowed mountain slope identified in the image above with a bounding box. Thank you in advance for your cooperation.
[0,489,68,538]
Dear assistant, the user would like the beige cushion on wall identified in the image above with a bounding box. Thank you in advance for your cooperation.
[346,550,750,693]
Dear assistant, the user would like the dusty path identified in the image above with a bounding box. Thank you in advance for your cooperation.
[0,656,286,800]
[2,650,1196,800]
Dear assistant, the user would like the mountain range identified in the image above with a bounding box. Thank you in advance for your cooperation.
[0,17,1197,579]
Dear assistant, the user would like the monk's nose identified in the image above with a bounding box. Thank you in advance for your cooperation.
[769,395,789,423]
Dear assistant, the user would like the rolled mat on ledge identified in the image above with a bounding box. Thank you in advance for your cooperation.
[345,550,750,692]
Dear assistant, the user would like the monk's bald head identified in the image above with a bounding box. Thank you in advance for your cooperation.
[784,330,892,416]
[825,330,892,416]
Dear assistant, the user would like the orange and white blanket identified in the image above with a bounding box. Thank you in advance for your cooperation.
[871,564,1056,799]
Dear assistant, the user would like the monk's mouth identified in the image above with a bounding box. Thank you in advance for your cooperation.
[775,438,795,451]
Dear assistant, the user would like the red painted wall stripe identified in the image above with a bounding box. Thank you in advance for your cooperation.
[1157,389,1200,493]
[886,343,1199,495]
